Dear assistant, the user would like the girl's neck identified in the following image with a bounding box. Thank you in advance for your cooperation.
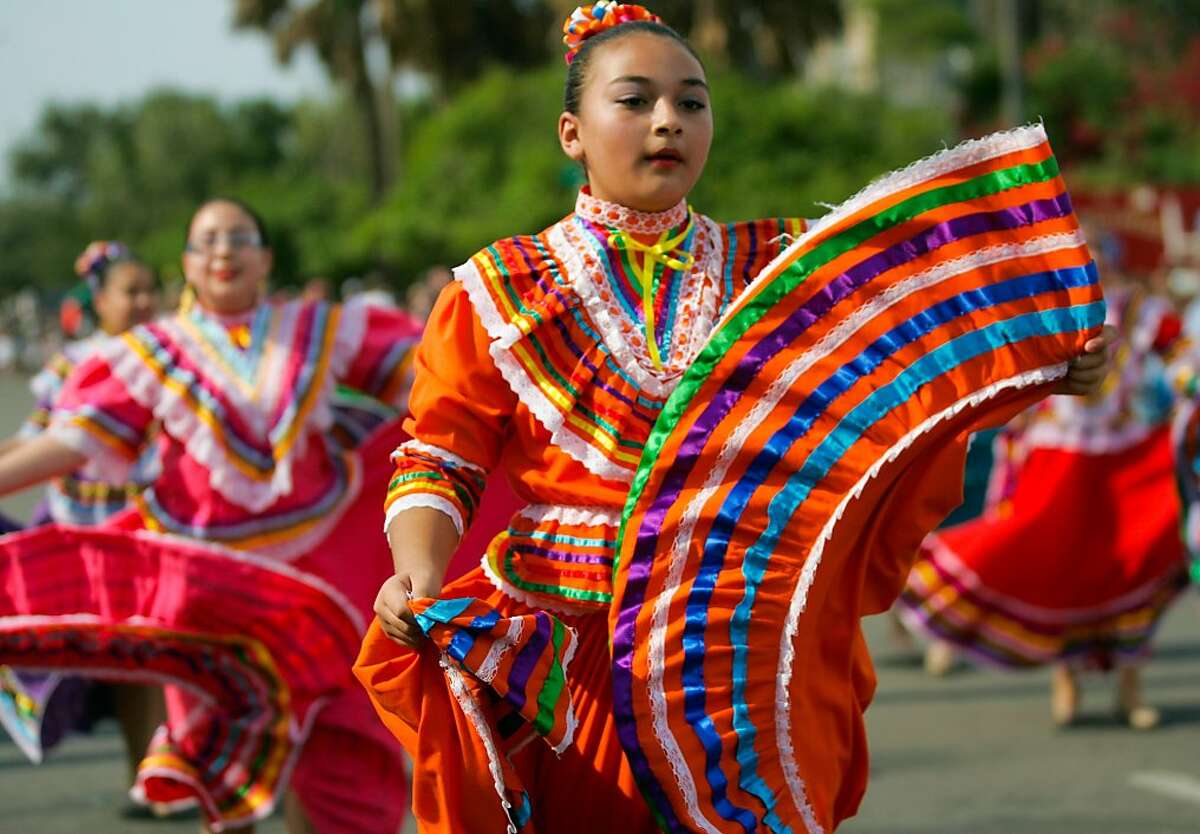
[191,299,258,325]
[575,187,688,236]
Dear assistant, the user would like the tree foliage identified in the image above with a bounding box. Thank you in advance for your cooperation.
[0,66,953,299]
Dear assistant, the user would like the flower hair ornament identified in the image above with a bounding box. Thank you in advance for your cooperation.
[562,2,663,64]
[74,240,131,291]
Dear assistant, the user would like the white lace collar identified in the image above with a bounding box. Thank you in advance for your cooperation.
[574,188,688,235]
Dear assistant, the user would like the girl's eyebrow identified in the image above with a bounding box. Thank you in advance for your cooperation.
[608,75,709,90]
[609,75,653,86]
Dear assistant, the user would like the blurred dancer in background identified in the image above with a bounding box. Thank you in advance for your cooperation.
[899,263,1190,729]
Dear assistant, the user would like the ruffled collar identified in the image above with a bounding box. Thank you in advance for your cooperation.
[574,188,688,236]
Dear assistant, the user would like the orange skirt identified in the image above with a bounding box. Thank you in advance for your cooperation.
[354,566,660,834]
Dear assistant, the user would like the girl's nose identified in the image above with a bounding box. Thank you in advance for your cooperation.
[653,102,683,135]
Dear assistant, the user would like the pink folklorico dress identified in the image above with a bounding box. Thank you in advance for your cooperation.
[0,297,420,832]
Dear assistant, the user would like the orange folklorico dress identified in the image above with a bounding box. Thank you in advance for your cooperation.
[355,188,805,833]
[356,127,1105,834]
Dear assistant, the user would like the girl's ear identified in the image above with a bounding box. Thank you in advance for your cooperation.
[558,111,586,164]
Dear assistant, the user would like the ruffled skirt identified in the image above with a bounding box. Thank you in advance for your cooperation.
[0,424,410,833]
[898,427,1189,668]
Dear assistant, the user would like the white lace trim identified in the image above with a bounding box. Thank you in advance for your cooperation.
[393,439,486,473]
[383,494,465,537]
[475,617,526,683]
[516,504,621,528]
[717,124,1052,335]
[330,295,371,379]
[642,230,1090,833]
[774,363,1066,828]
[479,553,600,616]
[809,123,1050,242]
[575,188,688,234]
[439,656,520,834]
[455,260,635,483]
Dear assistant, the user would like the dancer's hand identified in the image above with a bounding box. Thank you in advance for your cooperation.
[1054,324,1116,396]
[374,572,443,648]
[377,506,460,647]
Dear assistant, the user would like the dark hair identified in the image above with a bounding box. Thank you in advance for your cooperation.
[563,20,702,114]
[94,255,158,292]
[186,196,272,248]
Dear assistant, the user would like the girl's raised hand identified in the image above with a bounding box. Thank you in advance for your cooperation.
[1053,324,1117,396]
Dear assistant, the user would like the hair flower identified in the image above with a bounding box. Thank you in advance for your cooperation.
[562,2,663,64]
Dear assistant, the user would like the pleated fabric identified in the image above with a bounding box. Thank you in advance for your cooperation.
[610,124,1105,833]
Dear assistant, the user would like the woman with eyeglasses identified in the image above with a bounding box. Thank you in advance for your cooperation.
[0,198,420,834]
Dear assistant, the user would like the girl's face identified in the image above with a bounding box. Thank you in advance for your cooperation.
[93,262,159,335]
[182,201,272,315]
[559,32,712,213]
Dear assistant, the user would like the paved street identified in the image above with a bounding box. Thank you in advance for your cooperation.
[845,602,1200,834]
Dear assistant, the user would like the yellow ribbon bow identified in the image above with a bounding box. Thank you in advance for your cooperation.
[608,218,696,370]
[229,323,253,350]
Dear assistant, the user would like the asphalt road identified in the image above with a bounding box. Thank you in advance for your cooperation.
[844,602,1200,834]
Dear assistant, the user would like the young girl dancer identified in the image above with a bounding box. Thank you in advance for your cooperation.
[0,241,163,785]
[356,3,1113,832]
[0,200,420,833]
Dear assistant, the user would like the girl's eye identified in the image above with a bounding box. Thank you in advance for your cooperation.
[680,99,707,111]
[617,96,646,107]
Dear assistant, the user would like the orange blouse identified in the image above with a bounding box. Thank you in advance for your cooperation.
[384,189,804,612]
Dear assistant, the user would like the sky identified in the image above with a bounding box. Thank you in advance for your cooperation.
[0,0,332,188]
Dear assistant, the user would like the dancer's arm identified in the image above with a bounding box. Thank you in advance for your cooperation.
[371,284,516,648]
[0,434,86,496]
[375,507,461,648]
[0,436,23,460]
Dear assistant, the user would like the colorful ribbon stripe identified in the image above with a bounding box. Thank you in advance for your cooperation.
[609,125,1105,833]
[411,596,578,754]
[0,525,363,831]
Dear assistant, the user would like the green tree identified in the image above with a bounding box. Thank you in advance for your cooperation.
[233,0,392,201]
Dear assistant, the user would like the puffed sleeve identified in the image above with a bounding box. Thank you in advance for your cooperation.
[17,353,75,440]
[382,282,517,537]
[45,337,156,467]
[333,298,424,408]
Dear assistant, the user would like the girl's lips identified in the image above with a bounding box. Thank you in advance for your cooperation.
[648,155,683,169]
[211,269,238,282]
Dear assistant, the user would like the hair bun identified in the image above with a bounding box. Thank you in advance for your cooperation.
[562,2,663,65]
[74,240,130,284]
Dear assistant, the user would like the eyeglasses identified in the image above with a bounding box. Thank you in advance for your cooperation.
[184,230,263,255]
